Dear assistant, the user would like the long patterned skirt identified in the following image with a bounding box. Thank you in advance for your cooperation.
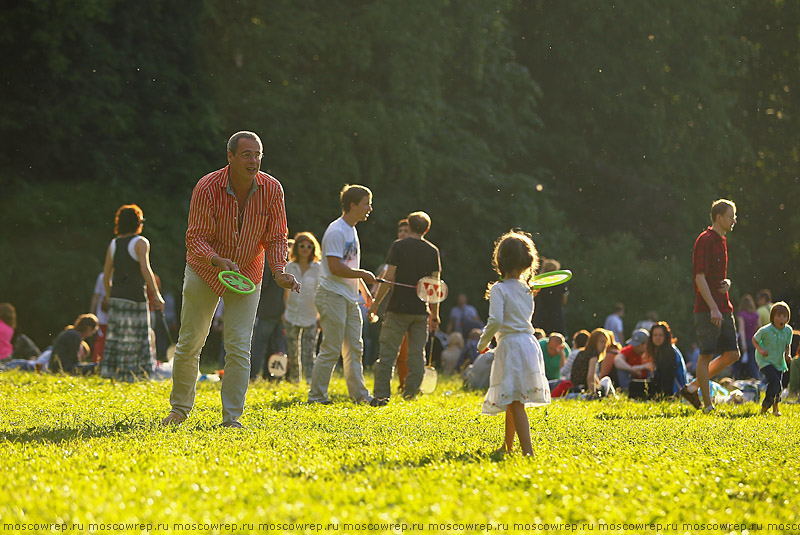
[100,298,155,381]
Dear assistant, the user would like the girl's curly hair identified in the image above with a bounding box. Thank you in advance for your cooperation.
[485,229,539,299]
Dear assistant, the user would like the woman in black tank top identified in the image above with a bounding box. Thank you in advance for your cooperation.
[99,204,165,381]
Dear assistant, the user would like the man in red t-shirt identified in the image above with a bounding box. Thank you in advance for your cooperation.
[679,199,741,412]
[614,328,652,388]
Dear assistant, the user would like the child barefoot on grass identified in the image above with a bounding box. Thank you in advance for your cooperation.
[478,230,551,456]
[752,301,793,416]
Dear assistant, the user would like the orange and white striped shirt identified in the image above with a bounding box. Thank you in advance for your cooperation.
[186,165,288,296]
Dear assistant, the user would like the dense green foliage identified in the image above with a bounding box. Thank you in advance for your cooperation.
[2,372,799,533]
[1,0,797,349]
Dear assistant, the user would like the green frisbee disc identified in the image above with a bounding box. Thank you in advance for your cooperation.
[533,269,572,289]
[218,271,256,295]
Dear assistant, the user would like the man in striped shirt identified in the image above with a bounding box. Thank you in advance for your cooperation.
[162,131,300,428]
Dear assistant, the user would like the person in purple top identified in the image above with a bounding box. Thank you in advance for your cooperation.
[735,294,760,379]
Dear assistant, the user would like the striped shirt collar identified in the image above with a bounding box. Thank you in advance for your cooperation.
[214,165,267,191]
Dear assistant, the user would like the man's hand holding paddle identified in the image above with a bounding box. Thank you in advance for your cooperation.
[211,254,239,273]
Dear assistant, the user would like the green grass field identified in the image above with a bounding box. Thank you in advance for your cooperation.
[1,371,799,535]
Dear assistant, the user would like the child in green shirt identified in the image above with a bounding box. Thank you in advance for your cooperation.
[752,301,793,416]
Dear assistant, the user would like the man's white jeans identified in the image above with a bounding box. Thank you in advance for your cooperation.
[308,287,371,403]
[169,265,261,424]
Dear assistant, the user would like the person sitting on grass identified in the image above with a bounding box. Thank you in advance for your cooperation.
[457,328,483,372]
[441,331,464,374]
[539,332,570,382]
[560,329,589,379]
[646,321,687,399]
[0,303,17,361]
[598,336,622,386]
[464,350,494,390]
[614,328,652,390]
[752,302,793,417]
[1,346,52,372]
[49,314,99,375]
[569,328,612,397]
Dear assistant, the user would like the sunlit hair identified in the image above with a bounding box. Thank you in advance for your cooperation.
[548,332,565,344]
[606,329,619,348]
[289,231,321,263]
[738,294,756,313]
[710,198,736,223]
[572,329,590,349]
[770,301,791,324]
[0,302,17,329]
[583,328,611,359]
[484,230,539,299]
[340,184,372,213]
[407,211,431,234]
[227,131,262,155]
[74,313,98,333]
[600,341,620,364]
[114,204,144,235]
[646,321,677,358]
[447,331,465,350]
[397,218,409,230]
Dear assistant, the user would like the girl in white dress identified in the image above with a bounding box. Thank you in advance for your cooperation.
[478,230,551,456]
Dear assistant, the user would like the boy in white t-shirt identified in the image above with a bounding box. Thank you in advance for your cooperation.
[308,185,377,404]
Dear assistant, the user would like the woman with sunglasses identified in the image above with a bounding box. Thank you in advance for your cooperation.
[283,232,322,383]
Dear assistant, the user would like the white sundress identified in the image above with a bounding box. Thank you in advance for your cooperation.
[477,279,551,415]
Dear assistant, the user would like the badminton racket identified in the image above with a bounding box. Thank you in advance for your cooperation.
[375,276,449,304]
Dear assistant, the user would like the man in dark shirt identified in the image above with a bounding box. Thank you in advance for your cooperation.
[532,258,568,336]
[50,314,99,374]
[370,211,441,403]
[680,199,741,412]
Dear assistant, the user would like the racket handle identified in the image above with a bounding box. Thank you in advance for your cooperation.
[159,310,174,346]
[376,278,417,289]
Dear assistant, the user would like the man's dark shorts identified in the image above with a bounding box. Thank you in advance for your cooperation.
[694,313,740,355]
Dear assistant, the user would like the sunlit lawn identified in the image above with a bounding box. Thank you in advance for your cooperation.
[1,371,798,534]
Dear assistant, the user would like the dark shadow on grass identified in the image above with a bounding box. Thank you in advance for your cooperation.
[251,392,371,411]
[0,419,148,445]
[706,410,761,419]
[249,398,306,411]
